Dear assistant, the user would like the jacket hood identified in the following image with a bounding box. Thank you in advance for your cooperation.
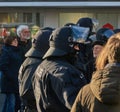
[90,63,120,105]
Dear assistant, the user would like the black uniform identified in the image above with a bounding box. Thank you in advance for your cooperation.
[19,29,52,111]
[33,26,87,112]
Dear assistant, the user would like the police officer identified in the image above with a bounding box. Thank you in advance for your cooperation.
[75,17,99,74]
[33,26,87,112]
[19,28,53,112]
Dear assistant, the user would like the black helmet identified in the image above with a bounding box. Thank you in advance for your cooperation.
[76,17,99,33]
[43,26,90,59]
[43,26,73,58]
[77,17,93,32]
[25,29,52,58]
[96,28,114,42]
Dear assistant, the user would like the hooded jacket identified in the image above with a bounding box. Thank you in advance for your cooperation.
[71,63,120,112]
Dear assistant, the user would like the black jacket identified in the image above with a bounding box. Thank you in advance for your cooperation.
[18,39,32,62]
[19,47,43,109]
[33,57,87,112]
[0,45,22,93]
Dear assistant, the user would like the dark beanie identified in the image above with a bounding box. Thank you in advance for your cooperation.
[92,40,106,47]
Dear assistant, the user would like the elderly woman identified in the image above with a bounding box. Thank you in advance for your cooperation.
[71,33,120,112]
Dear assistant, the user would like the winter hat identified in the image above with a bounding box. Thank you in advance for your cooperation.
[92,40,106,47]
[102,23,114,30]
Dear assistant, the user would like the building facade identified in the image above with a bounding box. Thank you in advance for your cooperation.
[0,1,120,29]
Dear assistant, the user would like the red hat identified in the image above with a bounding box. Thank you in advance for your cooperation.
[102,23,114,30]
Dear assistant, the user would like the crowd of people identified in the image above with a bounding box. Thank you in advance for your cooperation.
[0,17,120,112]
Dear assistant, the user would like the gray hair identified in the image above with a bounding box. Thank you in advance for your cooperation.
[17,25,29,37]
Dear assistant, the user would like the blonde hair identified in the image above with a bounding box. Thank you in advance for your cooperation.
[96,33,120,70]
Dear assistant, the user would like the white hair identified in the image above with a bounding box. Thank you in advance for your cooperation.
[17,25,29,37]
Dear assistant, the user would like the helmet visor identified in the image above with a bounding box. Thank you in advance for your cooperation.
[104,29,114,39]
[71,26,90,43]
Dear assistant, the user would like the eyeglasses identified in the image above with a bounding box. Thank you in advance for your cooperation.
[22,29,30,34]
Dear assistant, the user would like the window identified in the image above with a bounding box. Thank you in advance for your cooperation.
[23,13,32,23]
[0,13,20,23]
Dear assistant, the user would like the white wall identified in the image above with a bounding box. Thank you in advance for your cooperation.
[44,10,59,28]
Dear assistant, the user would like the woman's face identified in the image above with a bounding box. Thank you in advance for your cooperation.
[11,38,18,47]
[93,45,104,58]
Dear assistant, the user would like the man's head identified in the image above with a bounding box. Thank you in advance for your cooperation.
[76,17,99,33]
[43,26,72,58]
[96,28,114,42]
[17,25,30,41]
[92,28,114,58]
[25,29,52,58]
[43,26,87,59]
[92,40,105,58]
